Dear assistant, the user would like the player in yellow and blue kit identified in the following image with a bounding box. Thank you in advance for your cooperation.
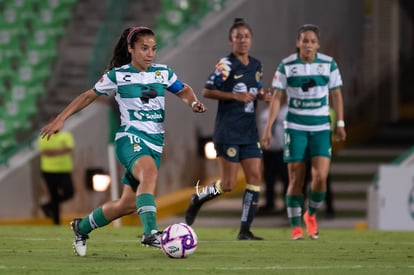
[185,18,271,240]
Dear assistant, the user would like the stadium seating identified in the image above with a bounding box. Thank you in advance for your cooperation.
[0,118,17,156]
[0,0,77,159]
[0,0,220,162]
[156,0,217,48]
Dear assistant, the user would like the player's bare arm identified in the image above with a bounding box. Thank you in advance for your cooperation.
[40,89,99,140]
[176,84,207,113]
[330,88,346,141]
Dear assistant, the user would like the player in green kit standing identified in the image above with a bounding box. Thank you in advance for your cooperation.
[262,24,346,240]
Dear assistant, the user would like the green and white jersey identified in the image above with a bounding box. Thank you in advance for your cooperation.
[272,52,342,132]
[94,63,184,153]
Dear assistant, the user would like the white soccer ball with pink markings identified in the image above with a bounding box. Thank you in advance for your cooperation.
[161,223,198,258]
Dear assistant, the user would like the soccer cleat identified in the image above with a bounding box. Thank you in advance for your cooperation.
[291,226,304,240]
[185,194,202,226]
[303,211,319,239]
[70,218,89,256]
[237,231,264,240]
[141,231,162,249]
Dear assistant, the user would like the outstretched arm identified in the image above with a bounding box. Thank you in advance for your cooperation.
[40,89,100,139]
[176,83,207,113]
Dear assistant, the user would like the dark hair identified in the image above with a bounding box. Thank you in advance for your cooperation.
[297,24,320,39]
[228,18,252,40]
[107,26,155,70]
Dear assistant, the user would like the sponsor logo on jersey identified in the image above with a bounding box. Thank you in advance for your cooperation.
[131,110,164,122]
[123,74,131,82]
[234,74,243,79]
[291,99,300,108]
[291,98,322,108]
[301,78,317,92]
[233,83,247,93]
[133,111,143,120]
[133,111,163,121]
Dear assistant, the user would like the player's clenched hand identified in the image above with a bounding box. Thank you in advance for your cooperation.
[191,101,207,113]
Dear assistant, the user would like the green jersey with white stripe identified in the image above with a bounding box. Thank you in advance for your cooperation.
[272,52,343,132]
[94,63,183,153]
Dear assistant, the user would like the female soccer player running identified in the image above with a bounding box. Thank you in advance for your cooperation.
[185,18,271,240]
[262,24,346,240]
[40,26,206,256]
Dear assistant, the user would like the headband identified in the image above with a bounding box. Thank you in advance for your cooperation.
[127,26,151,44]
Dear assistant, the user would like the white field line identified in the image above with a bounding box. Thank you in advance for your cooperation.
[3,237,414,246]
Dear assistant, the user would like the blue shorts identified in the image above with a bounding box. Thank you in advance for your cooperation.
[284,129,331,162]
[115,135,161,191]
[215,143,262,163]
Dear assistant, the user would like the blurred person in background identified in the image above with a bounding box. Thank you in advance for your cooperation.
[38,130,75,225]
[258,94,288,214]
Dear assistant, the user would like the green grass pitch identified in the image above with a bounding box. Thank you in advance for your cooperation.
[0,225,413,274]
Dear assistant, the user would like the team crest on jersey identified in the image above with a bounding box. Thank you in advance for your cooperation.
[255,71,261,83]
[317,64,325,74]
[226,147,237,158]
[154,71,164,83]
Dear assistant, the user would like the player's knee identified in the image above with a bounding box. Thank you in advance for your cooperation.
[312,170,327,184]
[220,180,235,192]
[247,173,262,185]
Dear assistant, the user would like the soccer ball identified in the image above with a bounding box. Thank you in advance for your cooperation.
[161,223,198,258]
